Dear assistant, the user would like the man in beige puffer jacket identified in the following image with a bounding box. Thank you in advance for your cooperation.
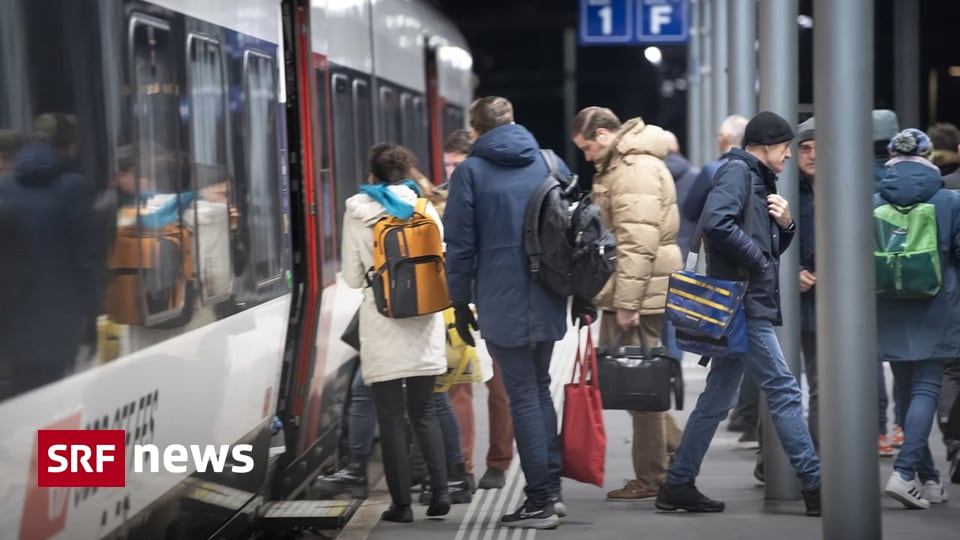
[572,106,684,500]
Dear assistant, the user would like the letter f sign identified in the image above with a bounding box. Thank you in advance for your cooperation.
[650,5,672,35]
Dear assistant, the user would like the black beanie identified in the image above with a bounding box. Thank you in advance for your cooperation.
[742,111,795,147]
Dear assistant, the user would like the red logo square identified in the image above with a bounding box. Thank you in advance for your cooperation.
[37,430,126,488]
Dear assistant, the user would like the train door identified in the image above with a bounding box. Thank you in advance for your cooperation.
[425,45,445,185]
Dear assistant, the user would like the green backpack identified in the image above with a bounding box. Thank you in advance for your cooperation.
[874,202,941,298]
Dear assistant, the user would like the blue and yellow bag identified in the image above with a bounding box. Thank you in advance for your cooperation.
[666,269,748,358]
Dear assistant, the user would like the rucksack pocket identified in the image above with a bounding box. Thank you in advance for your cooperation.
[378,255,449,319]
[875,248,941,298]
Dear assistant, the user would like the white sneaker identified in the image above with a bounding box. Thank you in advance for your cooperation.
[921,480,948,504]
[884,472,931,509]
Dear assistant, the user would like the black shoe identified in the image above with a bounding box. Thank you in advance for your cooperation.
[478,467,506,489]
[447,462,473,504]
[753,451,765,484]
[727,412,747,432]
[465,472,476,493]
[501,500,559,529]
[802,486,821,517]
[313,457,368,498]
[655,481,726,513]
[426,491,451,517]
[381,504,414,523]
[950,447,960,485]
[418,481,432,505]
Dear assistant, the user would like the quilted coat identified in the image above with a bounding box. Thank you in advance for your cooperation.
[340,184,447,384]
[590,117,682,315]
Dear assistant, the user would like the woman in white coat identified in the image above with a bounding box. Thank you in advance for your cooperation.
[341,143,449,522]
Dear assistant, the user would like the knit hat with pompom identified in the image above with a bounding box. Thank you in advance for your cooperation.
[887,128,933,159]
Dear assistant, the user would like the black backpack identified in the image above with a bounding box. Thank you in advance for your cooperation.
[524,149,616,299]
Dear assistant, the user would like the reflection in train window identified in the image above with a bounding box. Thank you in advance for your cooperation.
[187,35,233,301]
[411,95,429,173]
[444,104,465,139]
[243,51,282,286]
[331,73,355,228]
[314,68,337,284]
[379,86,401,144]
[352,79,373,184]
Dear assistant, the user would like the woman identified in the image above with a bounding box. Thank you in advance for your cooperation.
[341,143,450,522]
[876,128,960,508]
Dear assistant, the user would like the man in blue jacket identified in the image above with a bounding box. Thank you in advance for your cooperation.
[444,96,579,530]
[655,111,822,517]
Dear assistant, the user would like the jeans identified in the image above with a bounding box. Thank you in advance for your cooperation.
[667,318,821,492]
[890,360,945,482]
[486,340,561,507]
[434,392,464,465]
[348,368,377,458]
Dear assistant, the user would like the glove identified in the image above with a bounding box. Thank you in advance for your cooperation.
[571,296,597,328]
[453,303,478,347]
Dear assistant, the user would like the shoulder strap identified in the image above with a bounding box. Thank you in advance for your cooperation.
[685,160,756,276]
[540,149,560,178]
[524,177,559,274]
[414,197,428,216]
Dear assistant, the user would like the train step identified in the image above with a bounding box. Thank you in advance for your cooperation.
[259,499,361,532]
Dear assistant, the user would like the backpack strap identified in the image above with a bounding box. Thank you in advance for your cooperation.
[524,178,557,275]
[414,197,428,216]
[540,149,560,178]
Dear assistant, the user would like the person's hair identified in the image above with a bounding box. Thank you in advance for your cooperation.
[442,129,473,154]
[927,122,960,151]
[571,106,622,140]
[720,115,749,146]
[369,143,417,184]
[32,113,77,152]
[469,97,514,135]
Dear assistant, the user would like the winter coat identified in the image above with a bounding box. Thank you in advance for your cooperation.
[665,152,700,258]
[340,184,447,384]
[590,118,682,315]
[944,170,960,191]
[874,157,960,361]
[798,172,816,332]
[701,148,795,324]
[443,124,567,348]
[681,158,725,226]
[0,141,98,370]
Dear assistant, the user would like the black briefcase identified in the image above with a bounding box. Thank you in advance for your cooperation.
[595,345,684,412]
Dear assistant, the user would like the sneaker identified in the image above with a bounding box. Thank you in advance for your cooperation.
[878,434,896,457]
[884,472,930,509]
[802,486,821,517]
[737,430,760,450]
[607,479,658,501]
[921,480,948,503]
[426,491,451,517]
[550,494,567,518]
[478,467,506,489]
[313,458,368,498]
[655,481,726,513]
[753,450,765,484]
[501,500,559,530]
[890,425,904,448]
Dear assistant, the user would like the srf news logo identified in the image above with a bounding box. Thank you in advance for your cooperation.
[37,430,254,488]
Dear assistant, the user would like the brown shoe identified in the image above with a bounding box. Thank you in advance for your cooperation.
[606,479,658,501]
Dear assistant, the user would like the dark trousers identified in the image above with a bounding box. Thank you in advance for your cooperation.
[940,359,960,444]
[371,376,447,507]
[801,330,819,449]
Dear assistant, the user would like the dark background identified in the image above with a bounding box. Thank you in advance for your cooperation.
[427,0,960,178]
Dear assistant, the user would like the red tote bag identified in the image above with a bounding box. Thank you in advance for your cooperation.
[560,316,606,487]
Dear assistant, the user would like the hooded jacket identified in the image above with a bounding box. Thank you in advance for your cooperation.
[443,124,568,348]
[341,184,447,384]
[590,118,682,315]
[665,152,700,258]
[701,148,794,324]
[874,158,960,361]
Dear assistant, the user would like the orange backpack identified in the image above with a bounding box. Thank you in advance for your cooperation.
[366,198,451,318]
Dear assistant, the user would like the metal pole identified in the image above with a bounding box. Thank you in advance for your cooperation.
[728,0,756,118]
[699,0,713,167]
[688,0,702,166]
[814,0,881,537]
[711,0,728,158]
[893,0,920,128]
[563,27,577,168]
[759,0,801,501]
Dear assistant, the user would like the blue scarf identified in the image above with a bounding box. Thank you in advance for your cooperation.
[359,180,422,219]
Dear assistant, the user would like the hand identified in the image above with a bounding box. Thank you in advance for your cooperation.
[767,194,793,228]
[453,303,478,347]
[571,296,597,327]
[616,308,640,330]
[799,269,816,293]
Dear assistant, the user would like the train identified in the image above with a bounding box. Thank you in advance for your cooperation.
[0,0,472,538]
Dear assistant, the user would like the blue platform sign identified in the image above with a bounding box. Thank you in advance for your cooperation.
[580,0,688,46]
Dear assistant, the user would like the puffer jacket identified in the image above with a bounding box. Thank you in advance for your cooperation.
[590,117,682,314]
[340,184,447,384]
[875,157,960,361]
[701,148,794,324]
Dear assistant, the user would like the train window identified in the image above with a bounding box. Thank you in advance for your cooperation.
[411,96,430,177]
[444,104,466,139]
[243,51,283,287]
[187,35,233,301]
[379,86,402,144]
[352,79,373,183]
[314,67,337,283]
[331,73,356,230]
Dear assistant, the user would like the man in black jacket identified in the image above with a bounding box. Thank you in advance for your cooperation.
[655,111,822,517]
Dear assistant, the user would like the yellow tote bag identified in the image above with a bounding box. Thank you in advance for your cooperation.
[435,307,483,392]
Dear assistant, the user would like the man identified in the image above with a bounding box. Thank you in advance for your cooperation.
[928,122,960,178]
[445,96,574,530]
[655,111,822,517]
[441,128,516,491]
[571,106,683,501]
[795,118,820,449]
